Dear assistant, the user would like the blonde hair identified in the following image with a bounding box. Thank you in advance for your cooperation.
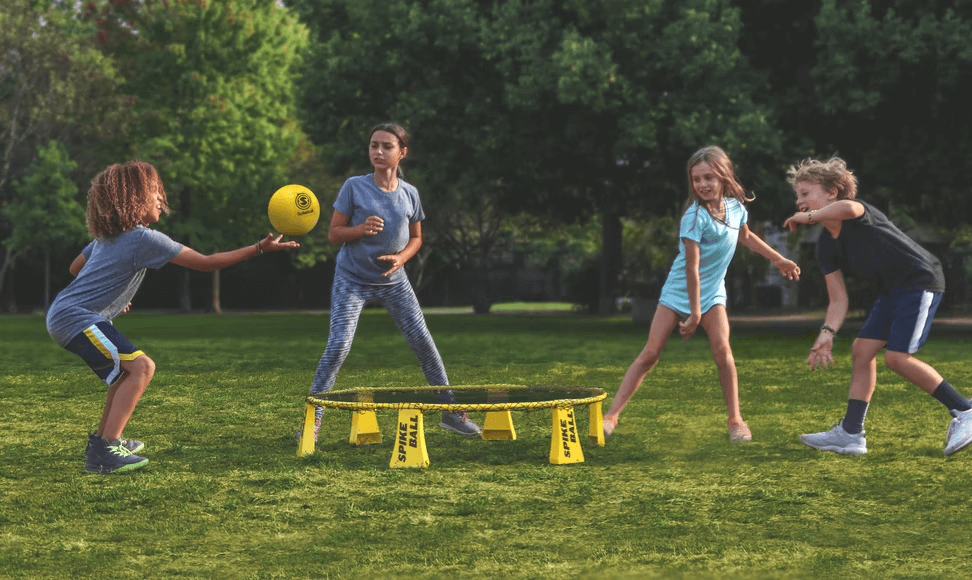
[786,157,858,199]
[86,161,168,238]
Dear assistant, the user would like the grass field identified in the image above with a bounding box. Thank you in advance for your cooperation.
[2,309,971,579]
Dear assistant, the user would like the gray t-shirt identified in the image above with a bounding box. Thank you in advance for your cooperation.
[46,226,184,346]
[333,174,425,285]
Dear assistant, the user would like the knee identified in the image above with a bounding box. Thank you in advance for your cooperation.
[633,348,661,373]
[850,342,876,367]
[710,343,734,369]
[130,355,156,381]
[884,350,909,372]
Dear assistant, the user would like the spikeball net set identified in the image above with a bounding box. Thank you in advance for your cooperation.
[298,385,607,467]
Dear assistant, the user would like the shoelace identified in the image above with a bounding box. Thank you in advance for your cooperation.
[107,442,134,457]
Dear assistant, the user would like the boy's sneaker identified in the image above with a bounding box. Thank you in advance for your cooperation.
[295,417,322,444]
[440,411,482,437]
[800,423,867,455]
[944,408,972,456]
[86,432,144,455]
[84,436,149,474]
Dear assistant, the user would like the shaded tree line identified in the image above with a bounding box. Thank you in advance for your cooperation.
[2,0,970,313]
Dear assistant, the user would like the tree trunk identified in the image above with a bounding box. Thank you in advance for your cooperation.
[180,269,192,312]
[44,246,51,312]
[0,246,16,311]
[212,269,222,313]
[598,209,622,316]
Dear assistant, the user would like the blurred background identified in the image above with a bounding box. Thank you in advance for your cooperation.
[2,0,970,316]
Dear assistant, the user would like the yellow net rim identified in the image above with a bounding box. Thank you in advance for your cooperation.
[306,385,607,412]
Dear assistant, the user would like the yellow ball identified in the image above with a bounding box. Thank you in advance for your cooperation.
[268,184,320,236]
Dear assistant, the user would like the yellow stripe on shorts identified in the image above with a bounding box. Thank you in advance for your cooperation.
[83,327,114,359]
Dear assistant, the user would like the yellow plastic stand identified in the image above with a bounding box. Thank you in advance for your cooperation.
[589,401,605,447]
[390,409,430,468]
[549,406,584,464]
[482,410,517,440]
[349,410,382,445]
[297,402,317,456]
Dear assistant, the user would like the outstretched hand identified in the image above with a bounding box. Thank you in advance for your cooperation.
[783,212,811,233]
[259,233,300,252]
[807,334,835,371]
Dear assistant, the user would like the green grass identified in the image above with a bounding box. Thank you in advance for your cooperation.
[2,310,971,579]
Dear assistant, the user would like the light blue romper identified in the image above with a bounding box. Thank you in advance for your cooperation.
[658,198,747,317]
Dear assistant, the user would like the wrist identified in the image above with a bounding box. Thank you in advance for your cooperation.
[820,324,836,336]
[255,241,264,254]
[807,210,816,224]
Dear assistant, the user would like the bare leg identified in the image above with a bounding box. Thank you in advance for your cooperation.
[699,306,743,427]
[884,350,944,394]
[101,355,155,441]
[603,306,680,433]
[848,338,884,402]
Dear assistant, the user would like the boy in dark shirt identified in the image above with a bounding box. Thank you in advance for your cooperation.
[783,157,971,456]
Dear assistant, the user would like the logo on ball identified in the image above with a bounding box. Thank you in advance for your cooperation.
[268,184,320,236]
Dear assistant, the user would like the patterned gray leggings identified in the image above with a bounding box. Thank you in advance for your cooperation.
[309,271,449,419]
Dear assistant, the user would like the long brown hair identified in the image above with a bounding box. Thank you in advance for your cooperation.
[86,161,168,238]
[682,145,753,215]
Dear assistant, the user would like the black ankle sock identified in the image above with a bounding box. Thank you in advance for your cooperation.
[931,380,972,412]
[841,399,869,434]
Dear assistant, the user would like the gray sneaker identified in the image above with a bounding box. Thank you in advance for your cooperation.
[800,423,867,455]
[944,408,972,456]
[440,411,482,437]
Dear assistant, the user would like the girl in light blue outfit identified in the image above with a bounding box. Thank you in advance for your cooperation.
[301,123,481,441]
[603,146,801,444]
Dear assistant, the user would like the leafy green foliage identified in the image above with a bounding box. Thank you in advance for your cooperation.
[5,140,86,253]
[96,0,311,253]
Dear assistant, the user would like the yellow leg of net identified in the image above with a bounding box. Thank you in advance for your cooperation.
[390,409,430,468]
[482,410,517,440]
[349,410,382,445]
[297,402,317,457]
[589,401,605,447]
[549,406,584,464]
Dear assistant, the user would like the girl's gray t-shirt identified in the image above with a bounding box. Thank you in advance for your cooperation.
[46,226,184,346]
[332,174,425,285]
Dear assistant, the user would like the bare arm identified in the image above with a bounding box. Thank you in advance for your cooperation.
[169,233,299,273]
[377,222,422,276]
[784,200,864,232]
[327,210,384,244]
[807,270,849,370]
[679,239,701,341]
[69,254,86,276]
[737,224,800,281]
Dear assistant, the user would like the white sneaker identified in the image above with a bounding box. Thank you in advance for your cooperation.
[944,408,972,456]
[800,423,867,455]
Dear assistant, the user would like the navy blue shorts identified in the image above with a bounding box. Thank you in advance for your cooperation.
[64,322,144,385]
[858,290,942,354]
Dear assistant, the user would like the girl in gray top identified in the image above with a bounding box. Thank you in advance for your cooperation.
[302,123,481,441]
[47,161,298,474]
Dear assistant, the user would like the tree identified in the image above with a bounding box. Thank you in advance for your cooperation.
[293,0,783,314]
[92,0,311,311]
[0,0,120,309]
[2,140,87,311]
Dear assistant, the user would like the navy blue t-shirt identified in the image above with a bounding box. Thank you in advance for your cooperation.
[816,200,944,295]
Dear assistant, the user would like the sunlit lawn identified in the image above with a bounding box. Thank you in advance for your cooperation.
[2,309,971,579]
